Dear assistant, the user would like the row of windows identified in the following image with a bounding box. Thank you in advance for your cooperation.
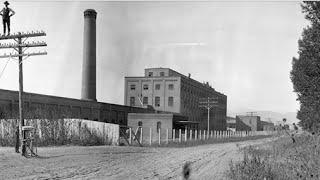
[130,84,174,90]
[129,96,174,107]
[148,72,165,77]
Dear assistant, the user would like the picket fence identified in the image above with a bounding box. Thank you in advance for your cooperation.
[125,127,277,146]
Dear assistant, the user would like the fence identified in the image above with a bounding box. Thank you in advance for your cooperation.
[123,127,277,146]
[0,119,119,146]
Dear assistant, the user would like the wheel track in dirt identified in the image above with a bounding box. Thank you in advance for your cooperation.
[0,137,274,180]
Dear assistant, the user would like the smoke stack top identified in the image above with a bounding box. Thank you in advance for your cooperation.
[84,9,97,19]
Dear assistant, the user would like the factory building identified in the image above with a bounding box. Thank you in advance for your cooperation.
[236,115,263,131]
[226,116,251,131]
[125,68,227,130]
[0,9,155,126]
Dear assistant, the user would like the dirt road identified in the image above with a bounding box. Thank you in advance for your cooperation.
[0,138,274,180]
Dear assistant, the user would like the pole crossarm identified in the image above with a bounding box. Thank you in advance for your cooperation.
[0,31,46,40]
[0,42,47,49]
[0,52,47,58]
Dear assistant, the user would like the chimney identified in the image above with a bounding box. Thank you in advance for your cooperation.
[81,9,97,101]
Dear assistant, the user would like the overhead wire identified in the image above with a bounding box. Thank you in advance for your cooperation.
[0,56,11,79]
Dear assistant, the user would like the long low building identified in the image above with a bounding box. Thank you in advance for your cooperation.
[0,89,154,126]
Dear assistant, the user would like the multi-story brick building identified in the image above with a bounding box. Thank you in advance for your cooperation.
[124,68,227,130]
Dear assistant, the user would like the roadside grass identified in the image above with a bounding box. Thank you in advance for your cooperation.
[147,135,273,148]
[226,132,320,180]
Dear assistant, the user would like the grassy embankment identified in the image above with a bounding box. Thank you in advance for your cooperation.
[226,132,320,180]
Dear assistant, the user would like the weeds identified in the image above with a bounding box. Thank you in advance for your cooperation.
[226,133,320,180]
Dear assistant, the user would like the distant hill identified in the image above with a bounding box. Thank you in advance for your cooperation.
[228,111,300,126]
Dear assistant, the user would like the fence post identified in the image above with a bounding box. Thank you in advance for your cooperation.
[129,127,132,145]
[158,128,161,145]
[166,129,169,144]
[173,129,175,142]
[211,130,213,138]
[190,129,192,140]
[179,129,182,143]
[140,127,143,144]
[149,127,152,146]
[204,130,206,140]
[199,130,202,140]
[185,127,187,142]
[195,129,197,140]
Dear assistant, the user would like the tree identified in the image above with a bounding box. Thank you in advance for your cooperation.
[291,2,320,132]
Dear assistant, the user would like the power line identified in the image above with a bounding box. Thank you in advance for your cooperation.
[0,57,11,79]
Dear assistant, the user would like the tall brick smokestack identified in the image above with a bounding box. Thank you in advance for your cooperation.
[81,9,97,101]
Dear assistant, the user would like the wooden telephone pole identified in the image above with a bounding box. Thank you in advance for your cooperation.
[0,31,47,156]
[199,97,218,132]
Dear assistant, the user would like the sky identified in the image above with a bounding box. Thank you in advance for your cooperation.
[0,1,309,115]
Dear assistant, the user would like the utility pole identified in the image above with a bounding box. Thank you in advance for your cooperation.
[0,31,47,156]
[199,97,218,132]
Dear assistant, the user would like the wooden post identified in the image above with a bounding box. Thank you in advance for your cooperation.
[18,34,26,156]
[173,129,175,142]
[190,129,192,140]
[199,130,202,140]
[185,127,187,142]
[179,129,182,143]
[129,128,132,145]
[158,128,161,145]
[140,127,143,144]
[149,127,152,145]
[211,130,213,138]
[166,129,169,144]
[195,129,197,140]
[204,130,206,140]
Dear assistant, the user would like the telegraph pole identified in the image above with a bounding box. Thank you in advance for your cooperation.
[199,97,218,132]
[0,31,47,156]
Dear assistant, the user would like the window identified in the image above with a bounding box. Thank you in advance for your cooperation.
[148,72,153,77]
[160,72,165,76]
[138,121,143,127]
[155,84,160,90]
[168,84,174,90]
[168,97,174,106]
[130,97,135,106]
[157,121,161,132]
[143,97,148,105]
[143,84,149,90]
[155,97,160,107]
[130,84,136,90]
